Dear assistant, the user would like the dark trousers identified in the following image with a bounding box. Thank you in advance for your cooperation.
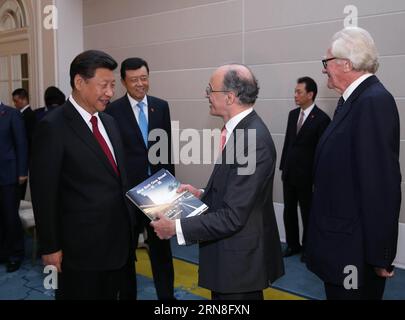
[0,184,24,261]
[282,181,312,250]
[55,259,137,300]
[143,222,175,300]
[19,180,27,201]
[212,291,264,300]
[324,265,387,300]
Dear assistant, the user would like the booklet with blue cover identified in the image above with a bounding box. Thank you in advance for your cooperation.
[126,169,208,221]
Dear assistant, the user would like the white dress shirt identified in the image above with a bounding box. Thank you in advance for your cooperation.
[343,73,373,102]
[297,103,315,127]
[127,94,149,124]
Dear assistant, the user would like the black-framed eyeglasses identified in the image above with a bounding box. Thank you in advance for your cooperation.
[322,57,337,69]
[206,84,230,96]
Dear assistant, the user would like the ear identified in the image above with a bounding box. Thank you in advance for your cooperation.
[343,59,353,72]
[226,91,236,105]
[307,91,314,101]
[74,74,84,91]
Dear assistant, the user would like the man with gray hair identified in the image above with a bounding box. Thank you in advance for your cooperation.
[306,27,401,299]
[151,64,284,300]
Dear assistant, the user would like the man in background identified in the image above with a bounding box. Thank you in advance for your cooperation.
[0,100,28,272]
[107,57,175,300]
[279,77,330,260]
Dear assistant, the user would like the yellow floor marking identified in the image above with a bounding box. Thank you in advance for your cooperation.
[135,248,305,300]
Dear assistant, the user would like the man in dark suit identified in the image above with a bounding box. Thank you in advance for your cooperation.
[35,86,66,122]
[106,57,175,300]
[12,88,36,200]
[280,77,330,259]
[0,101,28,272]
[30,50,137,300]
[306,27,401,300]
[151,64,284,300]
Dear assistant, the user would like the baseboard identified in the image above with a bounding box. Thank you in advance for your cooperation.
[273,203,405,270]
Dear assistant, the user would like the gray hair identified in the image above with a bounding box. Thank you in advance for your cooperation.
[222,64,259,105]
[331,27,379,74]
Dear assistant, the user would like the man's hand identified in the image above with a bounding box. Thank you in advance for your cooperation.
[177,184,203,199]
[374,267,394,278]
[42,251,63,273]
[18,176,28,185]
[150,213,176,240]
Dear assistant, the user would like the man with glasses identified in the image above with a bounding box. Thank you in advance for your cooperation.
[151,64,284,300]
[106,57,176,300]
[306,27,401,300]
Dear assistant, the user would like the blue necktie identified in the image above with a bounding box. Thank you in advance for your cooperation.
[137,102,148,147]
[137,101,151,175]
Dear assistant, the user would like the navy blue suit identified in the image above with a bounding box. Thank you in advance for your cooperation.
[106,94,175,300]
[306,76,401,298]
[0,103,28,261]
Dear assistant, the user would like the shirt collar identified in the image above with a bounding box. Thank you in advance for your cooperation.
[225,107,254,134]
[20,105,30,113]
[127,93,148,109]
[69,94,99,123]
[343,73,373,101]
[300,103,315,117]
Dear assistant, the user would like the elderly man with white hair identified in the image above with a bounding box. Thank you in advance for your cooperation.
[305,27,401,300]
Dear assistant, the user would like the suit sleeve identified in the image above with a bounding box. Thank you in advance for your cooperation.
[317,113,331,140]
[180,135,276,242]
[279,111,292,171]
[11,110,28,177]
[163,101,175,176]
[30,119,63,255]
[354,94,401,268]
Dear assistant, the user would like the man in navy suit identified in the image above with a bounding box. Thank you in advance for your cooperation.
[106,58,175,300]
[12,88,36,200]
[0,101,28,272]
[306,27,401,300]
[280,77,330,259]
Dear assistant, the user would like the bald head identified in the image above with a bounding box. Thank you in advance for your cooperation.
[216,64,259,106]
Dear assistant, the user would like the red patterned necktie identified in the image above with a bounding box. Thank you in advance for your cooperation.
[90,116,119,176]
[220,126,227,151]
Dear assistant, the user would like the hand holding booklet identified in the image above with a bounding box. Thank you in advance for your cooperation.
[126,169,208,221]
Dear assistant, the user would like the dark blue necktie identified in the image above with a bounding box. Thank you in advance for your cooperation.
[333,96,345,119]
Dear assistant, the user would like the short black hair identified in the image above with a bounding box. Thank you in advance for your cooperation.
[120,57,149,80]
[44,86,66,107]
[297,76,317,101]
[70,50,118,89]
[12,88,29,100]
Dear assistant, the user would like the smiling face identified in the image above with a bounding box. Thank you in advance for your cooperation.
[74,68,116,114]
[122,66,149,102]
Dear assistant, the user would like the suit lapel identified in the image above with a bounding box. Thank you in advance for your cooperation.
[63,101,118,179]
[147,96,159,134]
[314,75,380,169]
[205,111,257,193]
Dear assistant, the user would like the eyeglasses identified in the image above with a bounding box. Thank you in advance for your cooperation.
[205,84,230,96]
[322,57,337,69]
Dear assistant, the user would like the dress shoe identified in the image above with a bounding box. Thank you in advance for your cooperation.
[283,247,301,258]
[6,260,22,273]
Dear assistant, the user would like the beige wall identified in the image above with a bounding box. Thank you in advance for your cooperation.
[83,0,405,224]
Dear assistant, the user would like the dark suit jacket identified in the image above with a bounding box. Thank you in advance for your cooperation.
[180,111,284,293]
[30,101,136,271]
[106,95,174,225]
[280,105,330,187]
[21,106,37,152]
[0,103,28,186]
[306,76,402,286]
